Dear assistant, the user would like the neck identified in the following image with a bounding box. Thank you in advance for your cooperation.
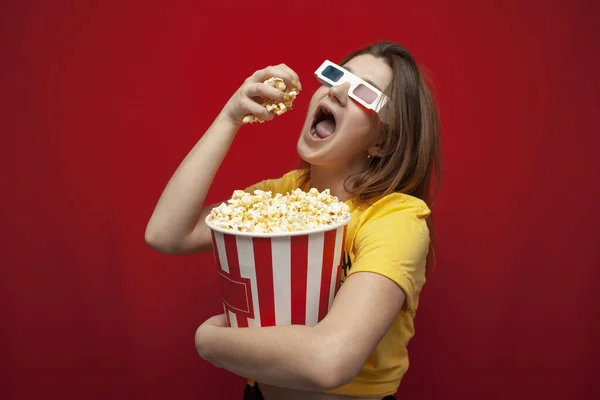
[308,163,364,202]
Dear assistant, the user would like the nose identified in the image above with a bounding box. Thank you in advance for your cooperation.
[328,82,350,106]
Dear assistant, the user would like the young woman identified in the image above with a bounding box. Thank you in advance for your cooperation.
[145,41,442,400]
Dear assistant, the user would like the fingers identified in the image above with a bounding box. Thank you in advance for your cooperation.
[245,82,286,103]
[232,63,301,125]
[242,98,274,122]
[252,64,301,91]
[277,63,302,90]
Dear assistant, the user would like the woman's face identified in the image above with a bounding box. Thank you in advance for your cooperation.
[297,54,393,171]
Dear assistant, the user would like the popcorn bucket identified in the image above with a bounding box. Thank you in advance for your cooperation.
[205,215,350,328]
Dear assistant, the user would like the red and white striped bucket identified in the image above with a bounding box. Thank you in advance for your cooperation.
[205,216,350,327]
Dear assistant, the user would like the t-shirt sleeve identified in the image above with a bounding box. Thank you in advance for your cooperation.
[347,210,430,313]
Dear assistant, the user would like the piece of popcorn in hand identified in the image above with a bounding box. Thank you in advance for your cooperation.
[208,187,351,233]
[243,77,301,124]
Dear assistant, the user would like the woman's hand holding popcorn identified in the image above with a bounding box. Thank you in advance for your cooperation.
[146,64,301,255]
[219,64,302,127]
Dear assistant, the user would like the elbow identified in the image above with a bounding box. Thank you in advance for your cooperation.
[309,343,360,391]
[310,373,344,393]
[145,225,178,254]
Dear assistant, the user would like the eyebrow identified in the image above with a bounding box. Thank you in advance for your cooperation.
[343,65,383,91]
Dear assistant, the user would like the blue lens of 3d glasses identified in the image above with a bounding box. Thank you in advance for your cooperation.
[322,65,345,83]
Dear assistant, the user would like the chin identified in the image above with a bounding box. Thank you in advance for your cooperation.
[296,144,313,164]
[297,151,327,167]
[296,143,317,166]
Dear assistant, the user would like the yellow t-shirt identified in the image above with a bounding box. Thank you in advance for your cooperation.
[243,169,431,398]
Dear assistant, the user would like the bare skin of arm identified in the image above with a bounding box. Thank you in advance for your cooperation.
[144,64,300,254]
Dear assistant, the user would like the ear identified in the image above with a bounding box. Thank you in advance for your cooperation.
[367,142,385,158]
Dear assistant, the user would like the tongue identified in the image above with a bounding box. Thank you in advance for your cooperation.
[315,119,336,138]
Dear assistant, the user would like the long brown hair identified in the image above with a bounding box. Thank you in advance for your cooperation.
[340,43,441,205]
[330,42,443,274]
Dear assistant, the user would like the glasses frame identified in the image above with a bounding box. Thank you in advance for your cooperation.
[314,60,390,117]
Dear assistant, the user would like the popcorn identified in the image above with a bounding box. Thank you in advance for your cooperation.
[208,188,351,233]
[242,77,300,124]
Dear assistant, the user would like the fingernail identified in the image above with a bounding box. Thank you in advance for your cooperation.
[292,80,302,90]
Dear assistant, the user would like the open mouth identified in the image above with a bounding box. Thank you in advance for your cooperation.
[310,105,337,140]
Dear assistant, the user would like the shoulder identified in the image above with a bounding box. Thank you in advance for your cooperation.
[354,192,431,227]
[348,192,432,257]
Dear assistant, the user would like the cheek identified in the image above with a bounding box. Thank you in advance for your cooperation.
[303,91,324,122]
[311,85,328,99]
[346,105,375,133]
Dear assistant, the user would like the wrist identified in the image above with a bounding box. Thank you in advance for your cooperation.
[215,111,243,131]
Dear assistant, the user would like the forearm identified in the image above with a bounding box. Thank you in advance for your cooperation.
[195,324,337,392]
[145,113,240,251]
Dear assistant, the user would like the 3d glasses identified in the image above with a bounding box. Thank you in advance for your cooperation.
[314,60,390,116]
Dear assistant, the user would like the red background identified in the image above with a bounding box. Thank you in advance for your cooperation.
[2,1,599,399]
